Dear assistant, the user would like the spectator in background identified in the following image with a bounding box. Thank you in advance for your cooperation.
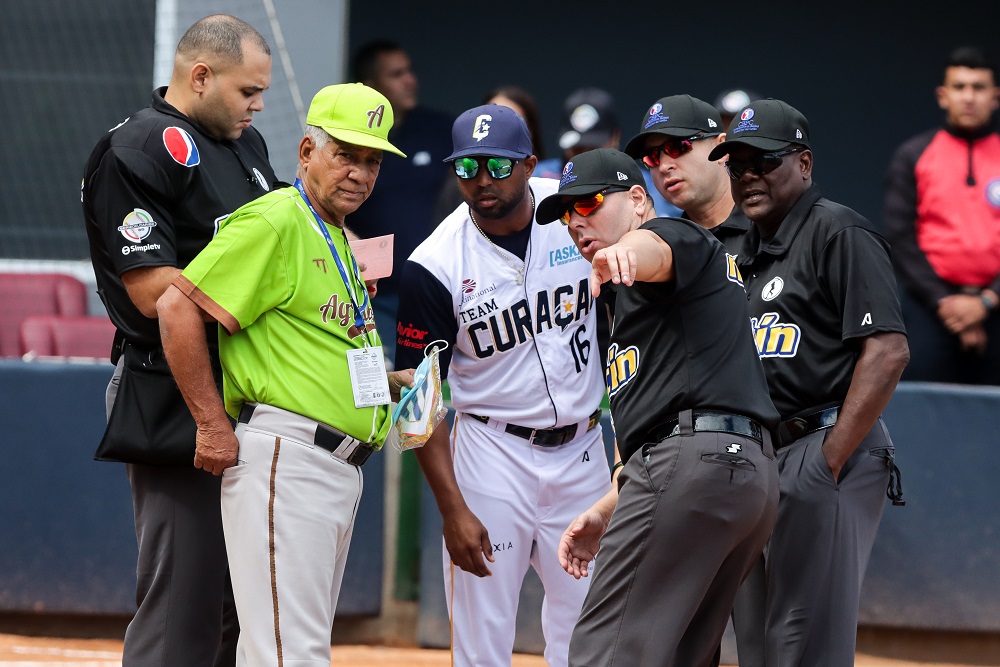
[884,45,1000,385]
[545,87,681,217]
[434,84,550,222]
[349,40,454,360]
[714,87,760,130]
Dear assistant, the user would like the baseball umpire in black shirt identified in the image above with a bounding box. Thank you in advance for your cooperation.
[538,148,779,666]
[81,15,275,667]
[709,99,910,666]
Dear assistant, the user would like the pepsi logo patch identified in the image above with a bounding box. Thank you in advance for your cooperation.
[986,179,1000,208]
[118,208,158,243]
[162,127,200,167]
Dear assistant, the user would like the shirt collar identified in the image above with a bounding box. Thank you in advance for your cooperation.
[739,185,823,263]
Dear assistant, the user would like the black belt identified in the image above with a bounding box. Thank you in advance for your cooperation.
[468,408,603,447]
[778,406,839,445]
[237,403,373,467]
[648,411,764,444]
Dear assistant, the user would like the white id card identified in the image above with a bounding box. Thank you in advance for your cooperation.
[346,346,392,408]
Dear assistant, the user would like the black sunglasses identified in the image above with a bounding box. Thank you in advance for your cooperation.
[453,156,518,180]
[642,133,720,167]
[725,147,804,180]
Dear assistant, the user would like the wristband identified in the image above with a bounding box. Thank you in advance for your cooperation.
[611,461,625,479]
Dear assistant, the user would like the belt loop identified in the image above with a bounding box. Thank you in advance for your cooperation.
[677,409,694,436]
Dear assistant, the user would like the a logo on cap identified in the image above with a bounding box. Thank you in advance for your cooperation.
[649,103,662,115]
[472,114,492,141]
[741,109,755,121]
[162,127,200,167]
[617,171,629,181]
[367,104,385,129]
[795,129,803,139]
[571,104,599,132]
[733,108,760,135]
[644,104,670,129]
[708,119,718,128]
[560,161,578,187]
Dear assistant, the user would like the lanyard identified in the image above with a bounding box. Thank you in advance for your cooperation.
[293,178,370,332]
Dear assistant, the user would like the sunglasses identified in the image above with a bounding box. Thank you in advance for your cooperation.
[453,156,517,180]
[725,147,804,180]
[641,133,720,167]
[559,188,627,225]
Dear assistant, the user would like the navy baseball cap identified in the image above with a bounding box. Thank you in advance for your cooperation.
[623,95,723,158]
[444,103,533,161]
[708,98,810,161]
[536,148,647,225]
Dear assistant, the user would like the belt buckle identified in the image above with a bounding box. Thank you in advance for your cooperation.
[347,443,372,466]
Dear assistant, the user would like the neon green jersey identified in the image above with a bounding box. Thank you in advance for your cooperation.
[180,186,391,446]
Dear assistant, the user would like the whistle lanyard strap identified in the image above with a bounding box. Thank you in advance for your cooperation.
[293,178,370,332]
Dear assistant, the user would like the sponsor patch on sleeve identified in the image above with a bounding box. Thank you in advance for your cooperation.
[162,126,201,167]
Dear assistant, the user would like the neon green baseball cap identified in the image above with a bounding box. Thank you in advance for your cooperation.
[306,83,406,157]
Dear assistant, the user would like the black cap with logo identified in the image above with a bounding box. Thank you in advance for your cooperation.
[536,148,647,225]
[623,94,723,158]
[707,98,810,161]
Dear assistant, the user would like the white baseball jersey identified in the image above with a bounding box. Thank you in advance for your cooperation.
[395,177,604,427]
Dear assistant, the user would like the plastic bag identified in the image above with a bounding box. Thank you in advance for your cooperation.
[391,340,448,451]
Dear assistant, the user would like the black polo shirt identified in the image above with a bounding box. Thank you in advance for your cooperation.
[82,87,275,349]
[706,206,753,256]
[737,186,906,419]
[608,217,779,463]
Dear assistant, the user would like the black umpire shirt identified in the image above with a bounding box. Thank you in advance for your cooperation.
[608,218,779,464]
[82,87,275,350]
[737,185,906,419]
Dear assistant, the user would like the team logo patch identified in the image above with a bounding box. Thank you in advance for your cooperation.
[606,342,640,398]
[649,103,662,115]
[252,168,270,191]
[560,161,578,187]
[733,108,760,135]
[751,312,801,358]
[761,276,784,301]
[462,278,477,294]
[987,179,1000,208]
[644,103,669,129]
[725,253,744,287]
[570,104,599,132]
[367,104,385,129]
[472,114,492,141]
[162,127,200,167]
[118,208,158,243]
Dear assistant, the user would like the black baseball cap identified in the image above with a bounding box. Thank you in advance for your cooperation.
[708,98,810,161]
[536,148,646,225]
[558,87,619,151]
[623,95,723,158]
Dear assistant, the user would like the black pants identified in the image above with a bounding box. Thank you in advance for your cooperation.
[107,359,238,667]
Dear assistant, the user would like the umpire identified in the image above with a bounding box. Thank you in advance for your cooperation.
[539,148,780,666]
[80,15,274,666]
[709,99,910,665]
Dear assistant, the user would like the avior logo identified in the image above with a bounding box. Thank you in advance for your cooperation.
[550,243,582,266]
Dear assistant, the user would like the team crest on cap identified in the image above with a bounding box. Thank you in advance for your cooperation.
[472,114,492,141]
[644,103,670,130]
[560,161,578,187]
[162,127,200,167]
[118,208,158,243]
[367,104,385,129]
[741,109,755,121]
[733,108,760,135]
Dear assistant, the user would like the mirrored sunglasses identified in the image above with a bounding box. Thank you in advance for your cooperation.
[725,147,804,180]
[642,133,719,168]
[453,156,517,180]
[559,188,628,225]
